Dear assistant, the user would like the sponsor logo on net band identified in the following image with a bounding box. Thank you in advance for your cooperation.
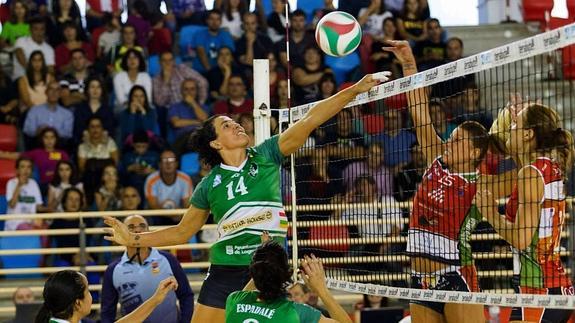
[326,279,575,309]
[287,22,575,120]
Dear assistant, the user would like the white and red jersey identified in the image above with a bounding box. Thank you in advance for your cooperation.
[407,157,481,266]
[506,157,571,289]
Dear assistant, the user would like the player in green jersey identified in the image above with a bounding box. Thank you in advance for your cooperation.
[226,240,352,323]
[103,73,382,323]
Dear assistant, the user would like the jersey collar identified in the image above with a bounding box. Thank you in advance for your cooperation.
[220,157,248,172]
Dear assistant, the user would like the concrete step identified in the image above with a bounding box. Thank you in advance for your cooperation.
[446,23,537,56]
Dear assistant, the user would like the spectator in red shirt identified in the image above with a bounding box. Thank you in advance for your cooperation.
[55,21,95,74]
[212,75,253,119]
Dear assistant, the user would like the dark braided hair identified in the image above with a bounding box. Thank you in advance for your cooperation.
[249,241,293,302]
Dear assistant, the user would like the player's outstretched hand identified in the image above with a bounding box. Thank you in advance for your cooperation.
[300,254,327,295]
[352,74,383,94]
[103,216,133,246]
[382,40,416,65]
[151,277,178,304]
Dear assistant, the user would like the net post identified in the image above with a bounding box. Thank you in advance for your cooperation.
[253,59,271,145]
[78,212,87,276]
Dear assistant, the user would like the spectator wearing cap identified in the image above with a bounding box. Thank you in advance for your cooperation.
[120,130,159,197]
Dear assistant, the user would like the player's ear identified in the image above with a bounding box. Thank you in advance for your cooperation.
[210,140,222,150]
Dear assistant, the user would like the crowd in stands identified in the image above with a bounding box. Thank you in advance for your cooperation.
[0,0,509,321]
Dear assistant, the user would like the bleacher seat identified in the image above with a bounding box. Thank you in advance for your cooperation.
[0,124,18,151]
[180,152,200,177]
[0,159,16,195]
[179,25,208,60]
[309,225,350,253]
[148,54,183,77]
[325,51,360,85]
[0,195,6,231]
[296,0,324,22]
[261,0,273,16]
[0,235,42,278]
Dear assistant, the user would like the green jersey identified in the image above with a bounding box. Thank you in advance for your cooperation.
[226,291,322,323]
[190,135,288,266]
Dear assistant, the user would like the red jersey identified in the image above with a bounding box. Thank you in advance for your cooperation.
[506,157,571,289]
[407,158,481,266]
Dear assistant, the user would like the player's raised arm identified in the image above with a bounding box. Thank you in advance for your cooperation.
[103,205,210,247]
[383,40,443,164]
[278,73,384,156]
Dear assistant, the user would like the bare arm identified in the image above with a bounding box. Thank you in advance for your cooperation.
[476,166,542,250]
[14,48,26,69]
[383,40,443,164]
[293,67,325,87]
[116,278,178,323]
[478,169,517,199]
[278,74,381,156]
[110,150,120,165]
[104,205,210,247]
[18,77,34,110]
[196,47,211,71]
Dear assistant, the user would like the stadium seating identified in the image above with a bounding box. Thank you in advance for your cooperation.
[0,234,42,278]
[0,124,18,152]
[309,225,350,254]
[180,152,200,177]
[0,159,16,195]
[325,52,361,85]
[179,25,208,60]
[296,0,324,22]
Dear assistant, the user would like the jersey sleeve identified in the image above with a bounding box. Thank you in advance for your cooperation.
[225,291,241,318]
[189,176,210,210]
[254,135,284,166]
[293,303,322,323]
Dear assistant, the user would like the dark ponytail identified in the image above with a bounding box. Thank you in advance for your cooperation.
[552,128,575,177]
[188,115,224,167]
[249,241,293,302]
[35,270,87,323]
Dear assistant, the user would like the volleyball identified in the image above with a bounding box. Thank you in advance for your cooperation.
[315,11,362,57]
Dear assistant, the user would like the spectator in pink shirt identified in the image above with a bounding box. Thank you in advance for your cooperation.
[342,141,393,197]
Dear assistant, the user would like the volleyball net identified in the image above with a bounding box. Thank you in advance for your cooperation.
[279,23,575,308]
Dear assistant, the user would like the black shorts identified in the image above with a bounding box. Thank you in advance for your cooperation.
[197,264,251,309]
[410,269,475,314]
[509,286,575,323]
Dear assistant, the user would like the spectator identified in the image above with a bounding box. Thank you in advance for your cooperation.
[236,12,273,72]
[120,130,159,196]
[119,85,159,142]
[77,116,119,175]
[354,294,389,323]
[310,0,336,28]
[120,186,142,211]
[446,36,464,61]
[86,0,123,32]
[314,72,337,101]
[54,21,95,74]
[73,76,115,144]
[293,45,330,105]
[59,49,93,107]
[370,18,401,78]
[266,0,288,42]
[0,68,19,125]
[429,99,457,140]
[23,80,73,144]
[168,78,209,143]
[393,143,425,202]
[453,81,492,129]
[96,13,121,58]
[126,0,152,48]
[144,149,193,225]
[413,18,445,70]
[101,215,194,323]
[206,46,242,100]
[148,14,174,56]
[273,78,289,109]
[276,9,315,68]
[50,187,85,264]
[212,75,254,118]
[237,112,255,147]
[375,109,416,170]
[384,0,405,16]
[95,164,121,211]
[0,0,30,49]
[47,160,84,211]
[190,158,212,186]
[113,48,152,108]
[13,286,35,304]
[342,141,393,196]
[107,24,145,73]
[268,52,286,106]
[358,0,393,41]
[217,0,248,40]
[17,50,54,112]
[288,283,330,317]
[396,0,428,45]
[50,0,86,46]
[338,0,371,17]
[190,9,235,73]
[172,0,207,28]
[0,127,70,188]
[5,157,48,231]
[153,51,209,108]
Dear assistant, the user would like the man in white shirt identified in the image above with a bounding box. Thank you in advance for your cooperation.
[12,16,55,80]
[5,158,48,231]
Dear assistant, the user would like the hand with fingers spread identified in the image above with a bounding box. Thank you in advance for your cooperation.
[300,254,327,295]
[381,40,416,66]
[103,216,137,247]
[260,230,271,243]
